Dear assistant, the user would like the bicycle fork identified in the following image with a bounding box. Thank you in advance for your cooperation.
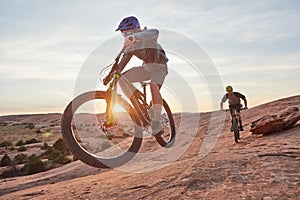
[104,74,120,126]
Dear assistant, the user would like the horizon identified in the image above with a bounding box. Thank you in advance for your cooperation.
[1,94,298,116]
[1,1,299,115]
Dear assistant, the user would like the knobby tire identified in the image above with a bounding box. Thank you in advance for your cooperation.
[61,91,142,168]
[232,117,240,143]
[154,99,176,147]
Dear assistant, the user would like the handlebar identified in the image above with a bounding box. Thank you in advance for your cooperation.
[223,107,246,112]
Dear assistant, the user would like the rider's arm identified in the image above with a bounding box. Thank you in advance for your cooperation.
[117,53,133,73]
[243,98,248,109]
[220,94,227,110]
[235,92,248,109]
[103,53,133,85]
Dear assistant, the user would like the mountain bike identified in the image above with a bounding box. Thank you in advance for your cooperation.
[226,107,243,143]
[231,108,240,143]
[61,49,176,168]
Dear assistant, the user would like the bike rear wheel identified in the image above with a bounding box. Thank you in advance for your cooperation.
[61,91,142,168]
[154,100,176,147]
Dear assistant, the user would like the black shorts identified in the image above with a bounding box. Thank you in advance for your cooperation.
[229,104,242,113]
[122,64,168,86]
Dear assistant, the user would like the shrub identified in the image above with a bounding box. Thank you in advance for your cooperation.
[25,123,35,129]
[36,129,42,133]
[15,140,25,146]
[48,150,62,161]
[1,154,12,167]
[25,138,39,144]
[41,142,50,150]
[17,146,27,152]
[53,139,68,155]
[0,141,13,148]
[48,150,71,164]
[40,142,53,158]
[56,154,71,164]
[14,153,28,165]
[23,154,47,175]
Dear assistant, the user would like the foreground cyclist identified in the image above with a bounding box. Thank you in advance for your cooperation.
[220,86,248,131]
[103,16,168,135]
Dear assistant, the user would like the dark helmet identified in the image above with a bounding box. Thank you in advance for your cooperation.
[116,16,140,31]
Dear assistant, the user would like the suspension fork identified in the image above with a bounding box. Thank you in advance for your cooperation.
[105,73,120,125]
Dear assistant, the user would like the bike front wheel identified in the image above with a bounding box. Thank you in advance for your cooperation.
[61,91,142,168]
[232,117,240,143]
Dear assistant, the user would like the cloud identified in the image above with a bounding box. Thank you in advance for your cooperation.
[0,1,299,114]
[181,1,300,45]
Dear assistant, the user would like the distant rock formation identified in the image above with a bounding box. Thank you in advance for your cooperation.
[250,107,300,135]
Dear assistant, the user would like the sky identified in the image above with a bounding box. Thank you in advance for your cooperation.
[0,0,299,115]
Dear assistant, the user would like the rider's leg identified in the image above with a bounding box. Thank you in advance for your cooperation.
[119,67,150,99]
[150,82,164,135]
[119,67,162,134]
[150,82,163,116]
[236,112,243,130]
[145,63,168,135]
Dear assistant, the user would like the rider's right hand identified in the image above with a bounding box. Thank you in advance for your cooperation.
[124,35,135,50]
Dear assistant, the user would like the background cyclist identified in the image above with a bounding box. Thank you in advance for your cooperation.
[220,86,248,131]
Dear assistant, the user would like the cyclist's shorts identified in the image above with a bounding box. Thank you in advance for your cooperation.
[229,104,242,112]
[122,64,168,86]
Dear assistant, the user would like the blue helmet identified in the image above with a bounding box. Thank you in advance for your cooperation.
[116,16,140,31]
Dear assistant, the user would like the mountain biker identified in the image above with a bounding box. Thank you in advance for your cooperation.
[220,86,248,131]
[103,16,168,135]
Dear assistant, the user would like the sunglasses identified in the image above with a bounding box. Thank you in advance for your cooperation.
[122,31,133,37]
